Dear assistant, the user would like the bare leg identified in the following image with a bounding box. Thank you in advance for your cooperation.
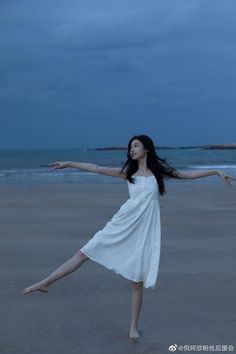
[22,250,89,295]
[129,281,143,339]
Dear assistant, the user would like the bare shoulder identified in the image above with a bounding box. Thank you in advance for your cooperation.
[96,165,126,179]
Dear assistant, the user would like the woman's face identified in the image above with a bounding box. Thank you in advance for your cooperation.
[130,139,148,160]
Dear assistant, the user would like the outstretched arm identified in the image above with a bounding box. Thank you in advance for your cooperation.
[176,169,236,185]
[48,161,126,179]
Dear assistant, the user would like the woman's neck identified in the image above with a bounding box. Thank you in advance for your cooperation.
[137,157,148,173]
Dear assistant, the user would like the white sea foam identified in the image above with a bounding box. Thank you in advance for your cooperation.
[188,165,236,169]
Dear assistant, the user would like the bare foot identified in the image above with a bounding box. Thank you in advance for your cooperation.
[128,328,141,339]
[22,281,49,295]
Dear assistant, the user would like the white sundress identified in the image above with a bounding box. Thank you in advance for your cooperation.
[80,175,161,289]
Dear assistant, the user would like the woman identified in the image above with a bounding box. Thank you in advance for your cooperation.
[22,134,235,339]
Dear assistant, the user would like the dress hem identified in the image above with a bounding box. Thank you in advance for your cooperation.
[80,248,155,290]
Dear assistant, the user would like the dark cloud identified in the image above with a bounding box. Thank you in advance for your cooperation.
[0,0,236,148]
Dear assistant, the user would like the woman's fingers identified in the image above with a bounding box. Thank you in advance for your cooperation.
[218,171,236,185]
[48,163,58,169]
[223,174,236,185]
[48,162,63,169]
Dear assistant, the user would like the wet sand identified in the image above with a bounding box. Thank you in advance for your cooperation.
[0,180,235,354]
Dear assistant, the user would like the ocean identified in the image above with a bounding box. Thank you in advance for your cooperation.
[0,148,235,186]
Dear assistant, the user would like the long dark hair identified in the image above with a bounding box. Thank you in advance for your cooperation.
[120,135,180,196]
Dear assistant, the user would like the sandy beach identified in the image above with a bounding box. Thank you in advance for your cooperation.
[0,180,235,354]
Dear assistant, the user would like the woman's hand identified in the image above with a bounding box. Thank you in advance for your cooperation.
[48,161,68,169]
[217,170,236,185]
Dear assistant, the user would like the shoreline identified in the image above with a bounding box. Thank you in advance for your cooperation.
[0,173,224,189]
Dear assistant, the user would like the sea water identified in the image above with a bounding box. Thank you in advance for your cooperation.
[0,148,235,186]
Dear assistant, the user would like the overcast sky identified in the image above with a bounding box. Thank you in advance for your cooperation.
[1,0,236,149]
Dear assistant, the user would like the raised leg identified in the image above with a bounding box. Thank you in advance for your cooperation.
[22,250,89,294]
[129,281,144,339]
